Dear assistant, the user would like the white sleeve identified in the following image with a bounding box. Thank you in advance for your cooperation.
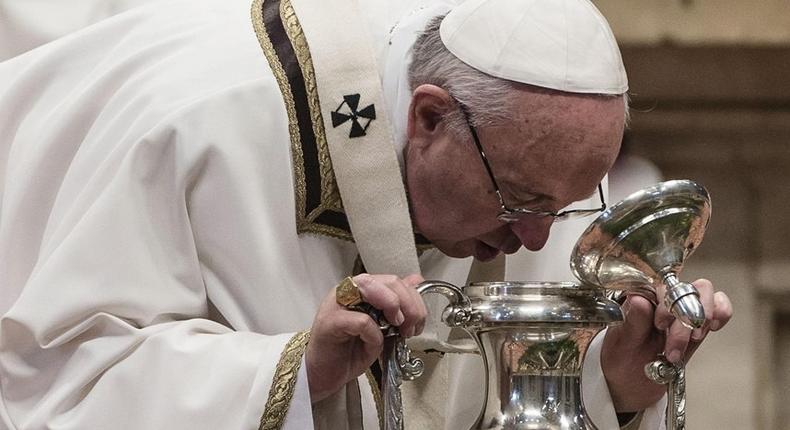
[0,109,313,430]
[583,329,667,430]
[0,2,328,427]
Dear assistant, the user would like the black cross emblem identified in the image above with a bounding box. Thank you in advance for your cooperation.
[331,94,376,138]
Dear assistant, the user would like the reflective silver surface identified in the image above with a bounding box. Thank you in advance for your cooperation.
[384,281,472,430]
[570,180,711,329]
[415,281,623,430]
[462,282,623,326]
[383,336,404,430]
[388,180,712,430]
[570,179,711,430]
[645,357,687,430]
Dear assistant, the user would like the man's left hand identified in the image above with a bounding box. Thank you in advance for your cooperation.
[600,278,733,412]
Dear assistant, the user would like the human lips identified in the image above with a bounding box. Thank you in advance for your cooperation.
[474,239,521,261]
[474,241,501,261]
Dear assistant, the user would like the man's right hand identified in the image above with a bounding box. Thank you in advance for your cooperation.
[305,273,426,403]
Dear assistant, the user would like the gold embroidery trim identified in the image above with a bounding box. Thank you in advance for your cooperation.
[365,369,385,430]
[279,0,345,219]
[259,330,311,430]
[252,0,352,242]
[250,0,308,230]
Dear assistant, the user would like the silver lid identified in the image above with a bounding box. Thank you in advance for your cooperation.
[462,281,623,325]
[570,180,711,290]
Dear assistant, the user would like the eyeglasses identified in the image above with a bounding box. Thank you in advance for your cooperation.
[456,101,607,224]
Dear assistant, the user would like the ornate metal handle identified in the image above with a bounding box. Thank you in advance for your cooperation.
[399,280,474,380]
[415,280,473,326]
[382,337,409,430]
[645,356,686,430]
[382,281,473,430]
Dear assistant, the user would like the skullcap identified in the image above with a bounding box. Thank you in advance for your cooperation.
[440,0,628,94]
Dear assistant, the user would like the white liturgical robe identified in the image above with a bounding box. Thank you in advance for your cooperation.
[0,0,665,429]
[0,0,161,61]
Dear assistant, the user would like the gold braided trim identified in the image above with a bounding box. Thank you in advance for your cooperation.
[251,0,305,219]
[279,0,344,219]
[251,0,352,242]
[259,331,311,430]
[364,369,384,430]
[279,0,351,241]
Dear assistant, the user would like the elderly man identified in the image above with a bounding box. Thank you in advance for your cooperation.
[0,0,731,429]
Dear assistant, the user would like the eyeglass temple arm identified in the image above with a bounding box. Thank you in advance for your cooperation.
[458,103,506,201]
[597,183,606,210]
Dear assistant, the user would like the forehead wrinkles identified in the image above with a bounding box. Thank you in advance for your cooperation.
[524,93,622,153]
[487,94,623,202]
[498,102,618,168]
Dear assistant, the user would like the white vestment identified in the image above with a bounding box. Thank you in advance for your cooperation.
[0,0,664,428]
[0,0,161,61]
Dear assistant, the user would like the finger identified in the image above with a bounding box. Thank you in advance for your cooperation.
[654,299,675,332]
[664,319,692,364]
[654,281,667,308]
[684,291,734,362]
[652,281,676,331]
[403,274,428,335]
[619,295,657,343]
[339,311,385,358]
[384,277,423,338]
[709,291,733,331]
[412,290,428,337]
[403,273,425,287]
[353,274,404,327]
[401,279,428,337]
[691,279,715,341]
[403,274,432,336]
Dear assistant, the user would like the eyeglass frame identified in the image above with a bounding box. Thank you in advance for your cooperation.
[455,100,607,223]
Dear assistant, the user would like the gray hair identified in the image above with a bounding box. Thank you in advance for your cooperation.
[408,16,516,138]
[408,16,630,139]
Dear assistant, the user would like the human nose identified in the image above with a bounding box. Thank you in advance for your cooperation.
[508,216,554,251]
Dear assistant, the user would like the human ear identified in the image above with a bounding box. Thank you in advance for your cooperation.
[406,84,454,147]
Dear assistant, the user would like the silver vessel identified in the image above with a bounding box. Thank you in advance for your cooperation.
[412,281,622,429]
[387,180,712,430]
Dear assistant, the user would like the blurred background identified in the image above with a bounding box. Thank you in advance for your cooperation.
[594,0,790,428]
[2,0,788,428]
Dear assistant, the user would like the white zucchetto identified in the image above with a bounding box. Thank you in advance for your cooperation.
[440,0,628,94]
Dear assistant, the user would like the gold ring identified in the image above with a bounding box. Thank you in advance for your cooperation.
[336,277,364,307]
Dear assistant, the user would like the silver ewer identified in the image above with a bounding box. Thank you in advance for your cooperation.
[409,281,624,430]
[384,180,711,430]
